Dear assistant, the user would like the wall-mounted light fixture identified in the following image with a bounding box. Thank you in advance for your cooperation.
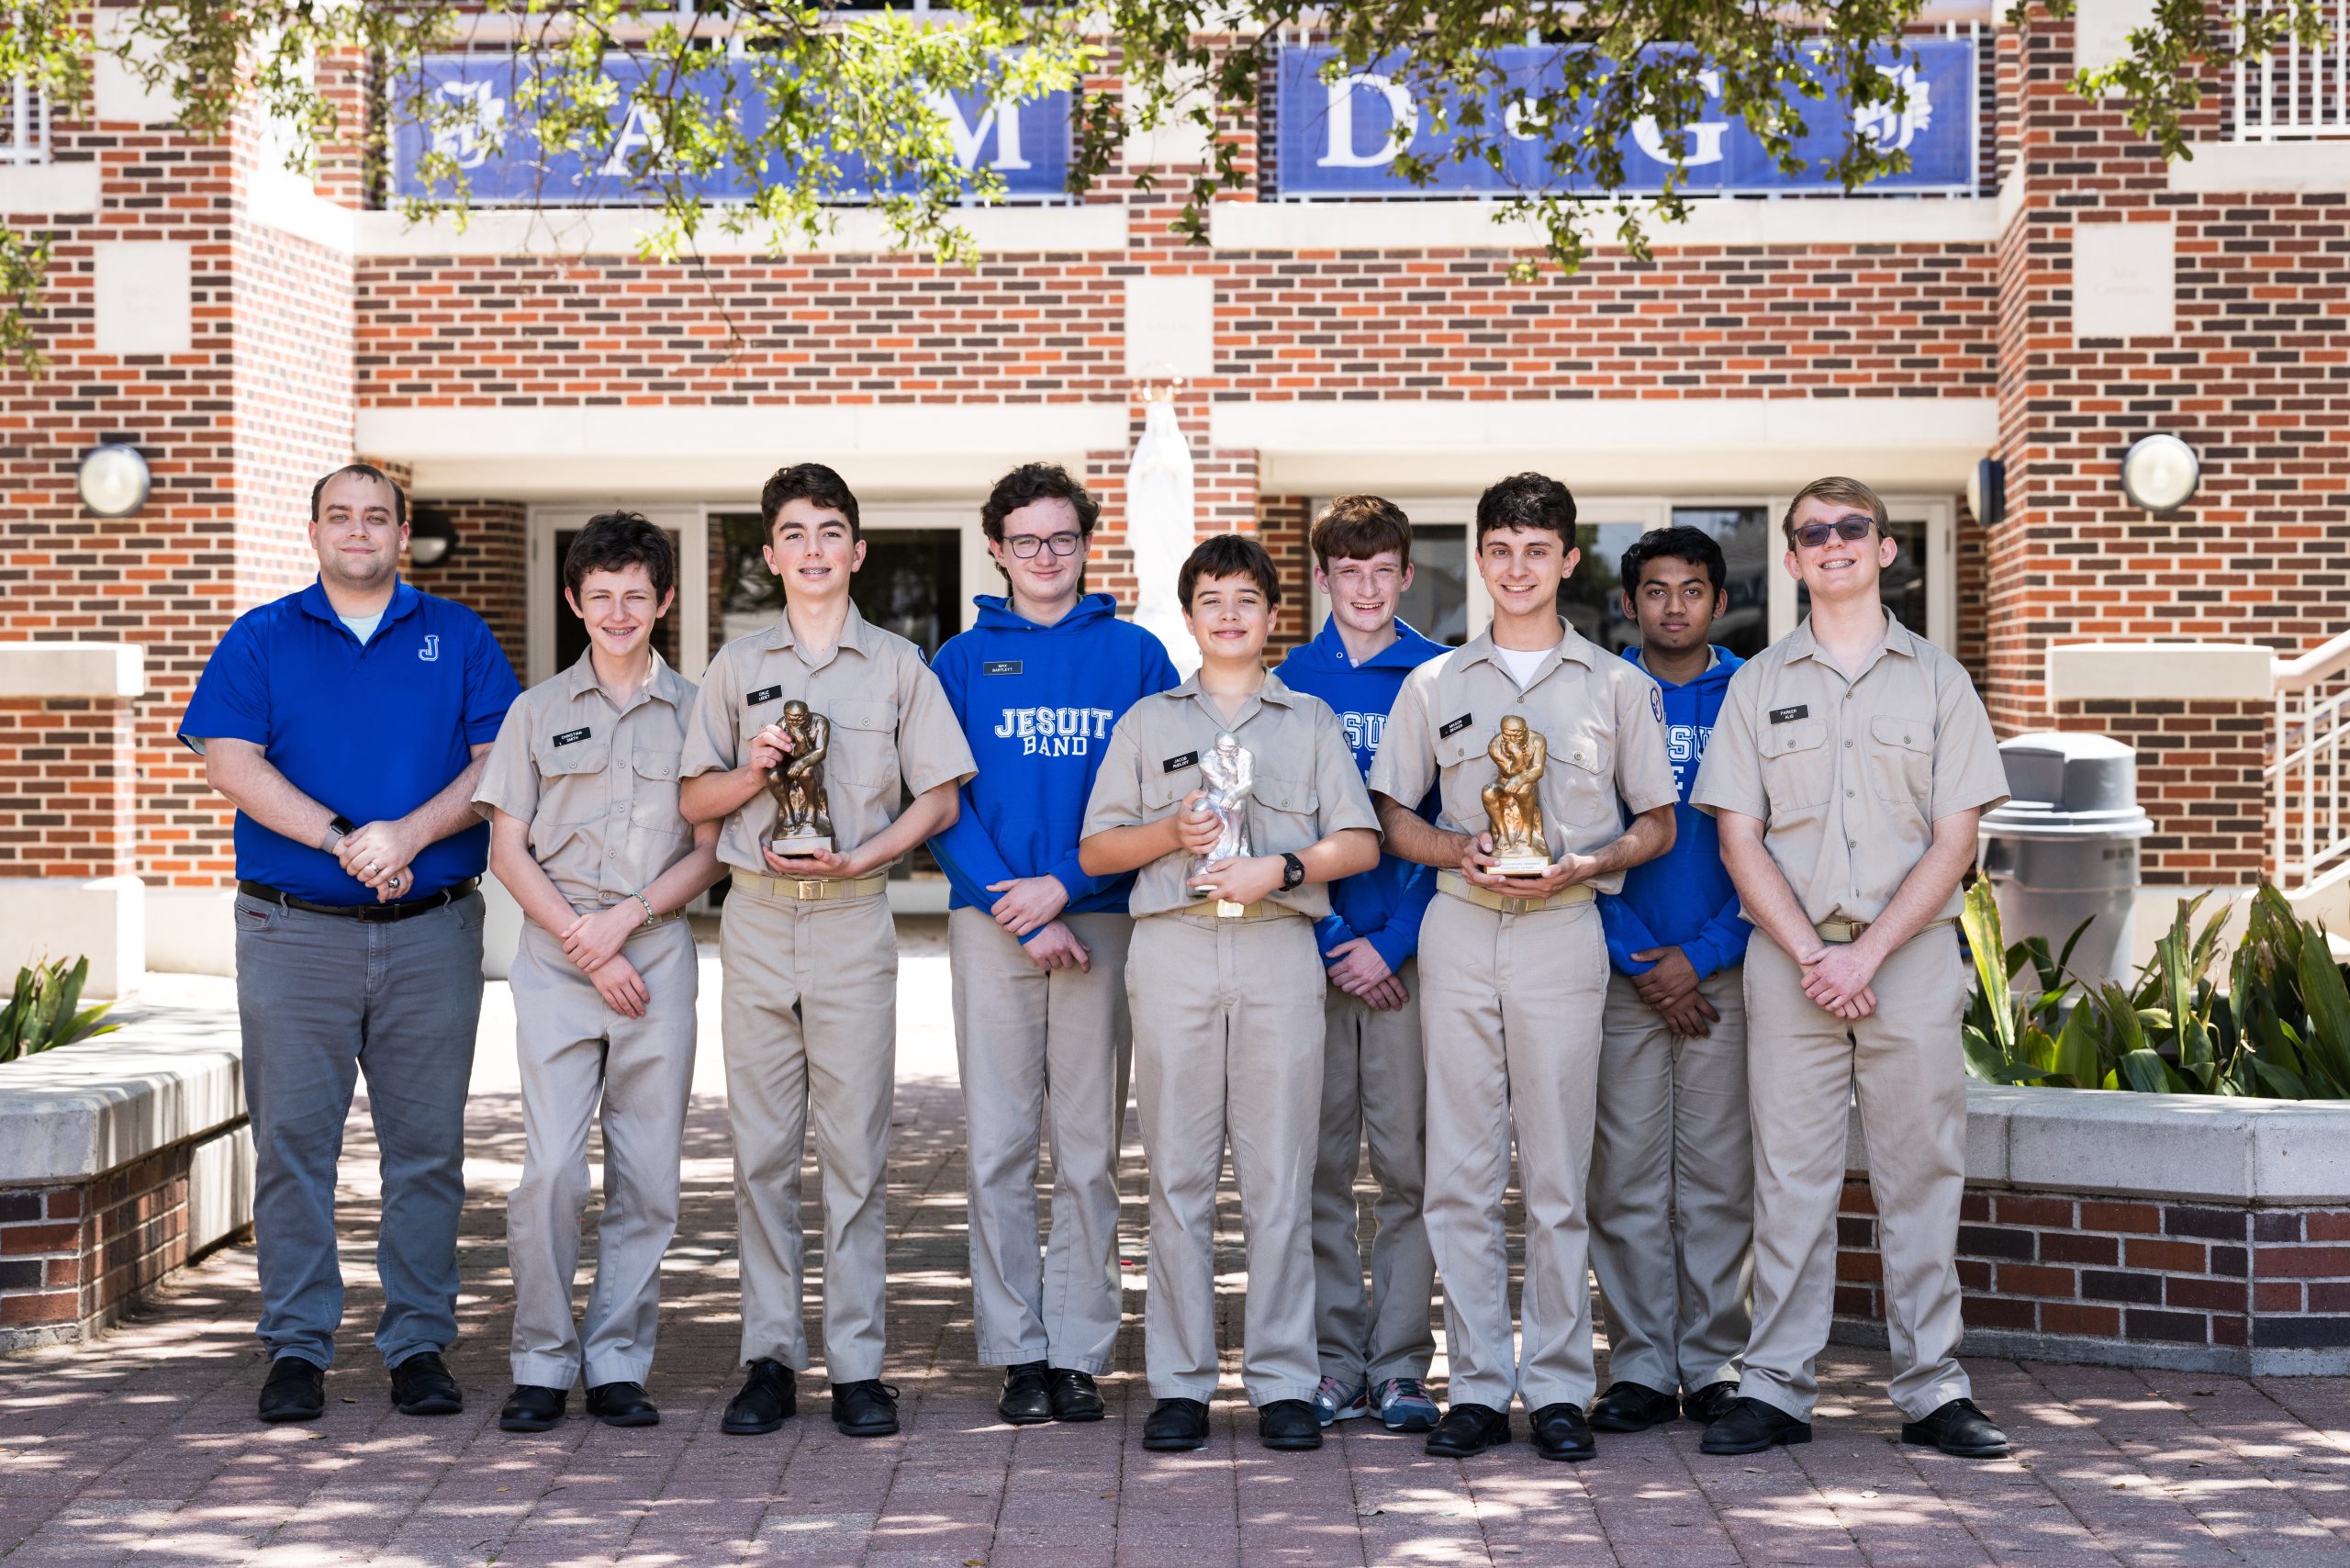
[1967,456,2007,527]
[408,506,458,567]
[76,443,151,518]
[2120,433,2199,514]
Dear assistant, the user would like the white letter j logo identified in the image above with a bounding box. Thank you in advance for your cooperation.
[418,634,441,663]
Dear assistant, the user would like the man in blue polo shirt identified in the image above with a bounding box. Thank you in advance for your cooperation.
[180,463,519,1425]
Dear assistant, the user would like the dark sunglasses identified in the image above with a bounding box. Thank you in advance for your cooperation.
[1794,515,1876,549]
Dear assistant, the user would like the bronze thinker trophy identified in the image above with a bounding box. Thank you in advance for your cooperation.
[1188,730,1255,916]
[767,699,834,856]
[1483,714,1551,877]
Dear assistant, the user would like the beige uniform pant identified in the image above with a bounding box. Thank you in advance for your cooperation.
[1419,893,1608,1412]
[1310,962,1436,1388]
[506,917,698,1389]
[721,885,899,1383]
[1740,927,1972,1421]
[1129,912,1326,1406]
[1590,966,1751,1397]
[949,906,1134,1374]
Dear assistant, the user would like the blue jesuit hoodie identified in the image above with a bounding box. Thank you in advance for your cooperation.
[928,593,1181,940]
[1273,615,1450,974]
[1599,644,1751,979]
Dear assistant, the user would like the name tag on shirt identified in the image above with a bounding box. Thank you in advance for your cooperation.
[983,660,1024,676]
[746,685,785,706]
[1162,751,1199,773]
[1438,713,1473,738]
[553,727,591,746]
[1769,705,1810,724]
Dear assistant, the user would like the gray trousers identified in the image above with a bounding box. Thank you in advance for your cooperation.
[506,918,698,1389]
[1589,967,1751,1397]
[1129,913,1326,1407]
[1309,962,1436,1388]
[948,907,1133,1374]
[234,888,486,1370]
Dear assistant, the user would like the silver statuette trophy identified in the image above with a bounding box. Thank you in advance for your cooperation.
[1188,731,1255,915]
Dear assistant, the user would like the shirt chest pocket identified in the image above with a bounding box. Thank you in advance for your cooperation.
[1549,731,1616,829]
[826,698,901,790]
[631,748,687,833]
[1141,766,1199,817]
[1758,719,1831,815]
[1247,773,1320,853]
[1865,715,1933,807]
[534,740,612,824]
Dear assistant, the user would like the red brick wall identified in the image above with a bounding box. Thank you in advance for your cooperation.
[2053,697,2269,884]
[0,698,139,880]
[0,1142,227,1344]
[411,500,528,680]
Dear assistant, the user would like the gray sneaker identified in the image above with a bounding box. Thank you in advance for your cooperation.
[1312,1374,1369,1427]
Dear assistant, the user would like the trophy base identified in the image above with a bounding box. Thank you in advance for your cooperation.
[1490,853,1552,879]
[770,833,834,857]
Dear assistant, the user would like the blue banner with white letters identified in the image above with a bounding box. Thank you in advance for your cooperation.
[1274,40,1976,198]
[386,54,1072,205]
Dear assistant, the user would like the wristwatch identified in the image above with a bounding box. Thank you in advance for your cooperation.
[1279,851,1306,891]
[321,813,357,852]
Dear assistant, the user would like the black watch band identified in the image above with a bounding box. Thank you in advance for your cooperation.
[1280,851,1306,891]
[329,814,358,838]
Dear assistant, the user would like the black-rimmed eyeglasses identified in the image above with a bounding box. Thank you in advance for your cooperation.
[1005,532,1083,559]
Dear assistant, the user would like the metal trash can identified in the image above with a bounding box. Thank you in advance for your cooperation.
[1977,732,2153,991]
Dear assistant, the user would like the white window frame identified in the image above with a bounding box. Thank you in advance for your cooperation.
[1307,494,1957,653]
[3,72,48,166]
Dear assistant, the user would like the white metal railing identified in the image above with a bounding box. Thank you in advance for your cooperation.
[2236,0,2350,140]
[2,72,47,166]
[2271,627,2350,889]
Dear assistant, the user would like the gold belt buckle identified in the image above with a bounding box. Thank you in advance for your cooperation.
[795,878,828,901]
[1214,899,1246,919]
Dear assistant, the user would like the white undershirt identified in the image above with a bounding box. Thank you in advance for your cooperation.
[1494,644,1550,689]
[340,610,384,644]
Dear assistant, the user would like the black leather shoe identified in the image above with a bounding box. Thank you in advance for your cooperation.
[499,1384,566,1432]
[1258,1399,1322,1450]
[1424,1403,1510,1458]
[1047,1367,1105,1423]
[1586,1381,1678,1433]
[1529,1402,1597,1462]
[999,1361,1053,1426]
[1901,1397,2010,1458]
[586,1381,660,1428]
[1143,1397,1210,1451]
[388,1351,463,1416]
[831,1379,901,1437]
[722,1359,797,1435]
[258,1357,324,1424]
[1683,1381,1740,1425]
[1699,1396,1812,1454]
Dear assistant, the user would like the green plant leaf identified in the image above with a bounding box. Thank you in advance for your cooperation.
[2296,935,2350,1092]
[2119,1047,2176,1094]
[1961,882,2015,1055]
[2053,1000,2103,1090]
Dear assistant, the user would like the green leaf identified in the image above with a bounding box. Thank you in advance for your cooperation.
[1961,882,2015,1054]
[2053,1001,2104,1091]
[2296,936,2350,1092]
[2120,1048,2180,1095]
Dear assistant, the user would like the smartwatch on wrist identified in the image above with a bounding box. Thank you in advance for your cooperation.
[322,813,357,852]
[1279,851,1306,891]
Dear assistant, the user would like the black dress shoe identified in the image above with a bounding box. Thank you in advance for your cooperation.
[1047,1367,1105,1423]
[1698,1396,1812,1454]
[388,1351,463,1416]
[1682,1381,1740,1425]
[258,1357,324,1424]
[1258,1399,1323,1450]
[1901,1397,2010,1458]
[586,1381,660,1428]
[831,1379,901,1437]
[499,1384,567,1433]
[999,1361,1054,1426]
[1586,1381,1678,1433]
[1529,1403,1597,1462]
[722,1358,797,1435]
[1142,1397,1209,1451]
[1424,1403,1510,1458]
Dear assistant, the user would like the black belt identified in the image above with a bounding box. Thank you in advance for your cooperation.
[238,878,477,923]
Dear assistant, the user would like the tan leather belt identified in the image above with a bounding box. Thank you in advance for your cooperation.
[1815,915,1952,945]
[1436,870,1595,916]
[735,872,890,902]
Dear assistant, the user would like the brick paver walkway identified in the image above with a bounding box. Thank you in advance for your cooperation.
[8,921,2350,1565]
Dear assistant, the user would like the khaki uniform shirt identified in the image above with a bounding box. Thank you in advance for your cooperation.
[1689,612,2008,924]
[681,605,978,876]
[1080,670,1379,920]
[474,650,699,908]
[1369,622,1679,896]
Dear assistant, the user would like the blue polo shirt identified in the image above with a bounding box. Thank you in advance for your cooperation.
[179,578,520,903]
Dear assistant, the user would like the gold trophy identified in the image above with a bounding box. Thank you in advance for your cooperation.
[1482,714,1551,877]
[767,699,834,856]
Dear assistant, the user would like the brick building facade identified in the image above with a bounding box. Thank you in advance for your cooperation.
[3,0,2346,987]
